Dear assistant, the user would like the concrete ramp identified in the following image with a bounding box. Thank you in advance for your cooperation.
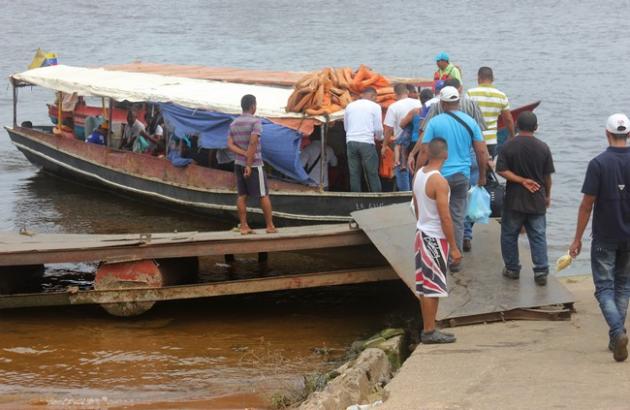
[352,203,575,325]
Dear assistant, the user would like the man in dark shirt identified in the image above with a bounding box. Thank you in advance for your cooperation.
[569,113,630,362]
[496,112,554,285]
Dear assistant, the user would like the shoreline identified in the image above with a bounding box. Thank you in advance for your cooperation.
[379,274,630,410]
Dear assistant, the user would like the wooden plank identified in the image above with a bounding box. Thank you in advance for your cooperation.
[0,225,370,266]
[0,266,398,309]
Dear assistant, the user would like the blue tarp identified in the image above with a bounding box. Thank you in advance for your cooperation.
[159,103,310,183]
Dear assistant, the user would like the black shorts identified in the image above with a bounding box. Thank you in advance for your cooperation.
[235,165,268,198]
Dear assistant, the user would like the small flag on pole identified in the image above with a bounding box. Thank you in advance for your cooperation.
[29,48,58,69]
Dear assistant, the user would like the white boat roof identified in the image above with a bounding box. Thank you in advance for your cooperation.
[11,65,343,121]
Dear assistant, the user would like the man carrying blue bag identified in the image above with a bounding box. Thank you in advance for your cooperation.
[496,112,555,285]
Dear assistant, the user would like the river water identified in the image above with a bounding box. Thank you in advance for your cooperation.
[1,0,630,407]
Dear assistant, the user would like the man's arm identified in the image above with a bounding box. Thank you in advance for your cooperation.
[408,131,424,171]
[382,125,394,154]
[412,193,419,221]
[226,135,247,157]
[372,106,383,141]
[569,194,596,258]
[245,134,259,166]
[497,169,541,193]
[473,140,488,186]
[433,177,462,264]
[501,109,515,139]
[544,174,552,208]
[400,108,419,129]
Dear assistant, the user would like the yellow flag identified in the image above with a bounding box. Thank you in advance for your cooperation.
[28,48,58,69]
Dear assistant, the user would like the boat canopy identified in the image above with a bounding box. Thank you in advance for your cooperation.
[11,65,344,122]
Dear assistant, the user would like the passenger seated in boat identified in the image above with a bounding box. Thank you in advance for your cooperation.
[119,108,147,152]
[300,132,337,190]
[85,121,108,145]
[145,111,165,156]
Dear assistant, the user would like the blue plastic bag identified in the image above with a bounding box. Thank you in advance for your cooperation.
[466,186,491,224]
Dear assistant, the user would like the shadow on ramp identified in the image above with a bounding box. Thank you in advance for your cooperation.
[352,203,575,327]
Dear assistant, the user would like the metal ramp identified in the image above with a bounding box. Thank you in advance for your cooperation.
[352,203,575,326]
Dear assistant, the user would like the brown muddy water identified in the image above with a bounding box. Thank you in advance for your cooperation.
[0,280,416,409]
[0,175,418,409]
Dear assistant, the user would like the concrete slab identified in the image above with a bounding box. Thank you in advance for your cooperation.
[380,276,630,410]
[352,203,574,322]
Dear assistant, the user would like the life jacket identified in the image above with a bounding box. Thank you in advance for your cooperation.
[432,64,460,91]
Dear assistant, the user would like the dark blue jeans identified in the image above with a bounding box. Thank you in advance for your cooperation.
[591,240,630,340]
[500,208,549,276]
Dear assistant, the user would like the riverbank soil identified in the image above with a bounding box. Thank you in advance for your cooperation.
[382,276,630,410]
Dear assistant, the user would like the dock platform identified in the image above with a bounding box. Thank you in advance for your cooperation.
[0,205,575,323]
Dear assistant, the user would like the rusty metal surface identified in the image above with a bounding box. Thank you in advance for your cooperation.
[0,224,369,266]
[13,127,314,193]
[0,266,397,309]
[351,203,575,322]
[441,306,574,328]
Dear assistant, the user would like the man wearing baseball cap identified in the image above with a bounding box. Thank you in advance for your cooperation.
[416,86,488,272]
[433,52,462,92]
[569,113,630,362]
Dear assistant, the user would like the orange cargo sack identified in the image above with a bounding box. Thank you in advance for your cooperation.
[379,146,394,179]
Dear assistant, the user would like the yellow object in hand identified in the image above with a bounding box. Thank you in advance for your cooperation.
[556,254,573,272]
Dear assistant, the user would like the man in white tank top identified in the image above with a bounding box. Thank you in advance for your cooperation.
[412,138,462,344]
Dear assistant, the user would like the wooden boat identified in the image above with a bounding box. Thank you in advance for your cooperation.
[6,64,539,225]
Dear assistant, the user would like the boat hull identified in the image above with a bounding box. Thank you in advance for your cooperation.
[6,127,411,225]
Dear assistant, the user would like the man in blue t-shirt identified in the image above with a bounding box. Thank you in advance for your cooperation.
[570,113,630,362]
[417,86,488,272]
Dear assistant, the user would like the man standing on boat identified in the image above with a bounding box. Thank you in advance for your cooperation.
[416,86,488,272]
[466,67,515,159]
[383,83,422,191]
[413,137,461,343]
[433,52,461,91]
[227,94,277,235]
[569,113,630,362]
[343,87,383,192]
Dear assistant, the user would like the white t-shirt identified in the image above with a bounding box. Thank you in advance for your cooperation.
[384,97,422,141]
[343,99,384,145]
[123,119,145,139]
[153,124,164,137]
[300,142,338,188]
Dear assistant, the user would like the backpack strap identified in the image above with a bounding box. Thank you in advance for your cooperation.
[305,153,322,174]
[444,111,474,143]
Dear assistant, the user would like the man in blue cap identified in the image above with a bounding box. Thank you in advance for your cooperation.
[433,52,462,92]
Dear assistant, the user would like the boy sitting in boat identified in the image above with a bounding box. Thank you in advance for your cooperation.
[227,94,277,235]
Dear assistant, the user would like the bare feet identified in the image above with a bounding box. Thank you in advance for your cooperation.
[240,226,254,235]
[266,226,278,234]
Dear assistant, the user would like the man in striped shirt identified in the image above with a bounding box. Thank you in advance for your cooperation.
[227,94,277,235]
[466,67,515,159]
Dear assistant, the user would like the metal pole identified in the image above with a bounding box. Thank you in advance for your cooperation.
[319,122,327,192]
[107,98,114,147]
[11,79,17,128]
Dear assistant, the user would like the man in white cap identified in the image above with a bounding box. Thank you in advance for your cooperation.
[416,86,488,272]
[569,113,630,362]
